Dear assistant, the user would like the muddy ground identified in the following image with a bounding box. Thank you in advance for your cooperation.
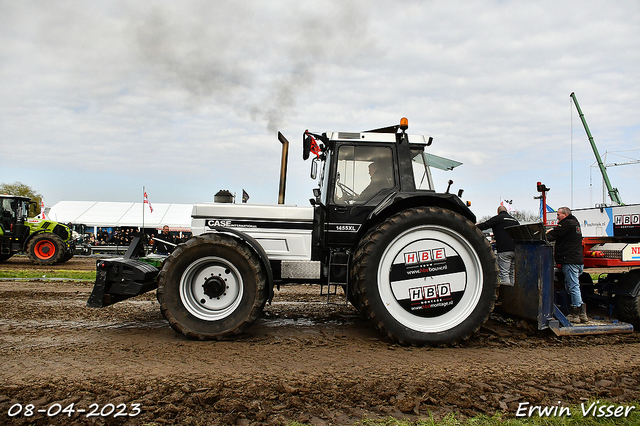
[1,256,639,425]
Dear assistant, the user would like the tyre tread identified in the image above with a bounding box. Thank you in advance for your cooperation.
[157,233,267,340]
[618,295,640,327]
[351,206,498,346]
[27,233,65,265]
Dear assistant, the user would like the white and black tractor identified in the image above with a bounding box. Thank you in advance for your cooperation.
[88,118,498,346]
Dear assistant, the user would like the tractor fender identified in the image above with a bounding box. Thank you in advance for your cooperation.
[360,192,476,241]
[203,226,275,302]
[21,229,46,251]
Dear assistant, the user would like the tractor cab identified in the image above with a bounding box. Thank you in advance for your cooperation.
[1,195,32,260]
[0,195,30,237]
[304,118,469,250]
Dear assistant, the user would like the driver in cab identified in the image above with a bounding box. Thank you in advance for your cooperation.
[336,156,394,204]
[358,159,393,201]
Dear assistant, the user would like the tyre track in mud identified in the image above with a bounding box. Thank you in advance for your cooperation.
[1,257,640,425]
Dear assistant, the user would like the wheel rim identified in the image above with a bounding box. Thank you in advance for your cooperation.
[377,225,484,333]
[180,256,244,321]
[34,240,56,260]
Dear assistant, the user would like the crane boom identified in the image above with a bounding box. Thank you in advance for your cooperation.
[604,159,640,168]
[570,92,623,205]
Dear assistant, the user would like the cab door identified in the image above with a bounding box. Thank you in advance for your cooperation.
[325,144,397,247]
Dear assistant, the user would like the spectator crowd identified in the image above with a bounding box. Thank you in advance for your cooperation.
[88,227,191,252]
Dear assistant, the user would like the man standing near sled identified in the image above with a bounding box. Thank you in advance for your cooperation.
[477,205,519,286]
[546,206,588,323]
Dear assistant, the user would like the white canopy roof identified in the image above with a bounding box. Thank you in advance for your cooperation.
[47,201,193,230]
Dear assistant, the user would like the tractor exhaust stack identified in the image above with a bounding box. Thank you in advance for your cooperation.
[278,131,290,204]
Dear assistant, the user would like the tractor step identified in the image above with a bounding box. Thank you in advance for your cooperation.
[320,282,348,305]
[320,250,349,305]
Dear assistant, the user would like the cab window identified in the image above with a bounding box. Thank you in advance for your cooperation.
[411,148,433,190]
[334,145,394,204]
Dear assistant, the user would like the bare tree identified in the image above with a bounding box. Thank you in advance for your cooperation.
[477,209,541,225]
[511,210,542,223]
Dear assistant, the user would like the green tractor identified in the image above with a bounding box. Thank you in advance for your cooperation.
[0,194,76,265]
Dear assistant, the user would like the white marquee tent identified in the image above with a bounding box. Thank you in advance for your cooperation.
[47,201,193,231]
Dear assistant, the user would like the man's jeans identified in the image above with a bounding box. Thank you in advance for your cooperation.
[561,264,584,307]
[497,251,515,285]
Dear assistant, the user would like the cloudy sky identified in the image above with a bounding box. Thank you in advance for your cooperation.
[1,0,639,220]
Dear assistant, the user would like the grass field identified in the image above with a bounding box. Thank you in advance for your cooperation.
[0,269,96,281]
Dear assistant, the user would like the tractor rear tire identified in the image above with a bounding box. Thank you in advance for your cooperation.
[28,233,65,265]
[157,233,268,340]
[618,295,640,327]
[617,270,640,327]
[59,250,74,263]
[351,206,498,346]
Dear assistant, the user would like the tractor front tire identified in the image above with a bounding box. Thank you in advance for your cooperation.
[351,206,498,346]
[28,234,65,265]
[157,233,268,340]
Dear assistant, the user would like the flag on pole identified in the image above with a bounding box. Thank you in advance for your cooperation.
[144,190,153,213]
[500,197,516,212]
[242,189,250,203]
[40,197,46,219]
[540,200,555,218]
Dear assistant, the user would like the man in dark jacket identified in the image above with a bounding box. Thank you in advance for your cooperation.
[477,206,520,285]
[151,225,176,255]
[546,206,587,323]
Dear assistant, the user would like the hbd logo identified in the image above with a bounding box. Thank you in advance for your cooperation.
[409,283,452,301]
[615,214,640,226]
[404,248,446,265]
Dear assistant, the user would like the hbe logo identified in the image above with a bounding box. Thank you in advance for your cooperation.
[409,283,452,301]
[404,248,446,265]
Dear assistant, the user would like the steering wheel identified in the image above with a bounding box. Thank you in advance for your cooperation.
[336,182,358,202]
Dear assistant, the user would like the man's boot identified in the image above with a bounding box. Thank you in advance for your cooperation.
[567,306,581,323]
[579,303,589,323]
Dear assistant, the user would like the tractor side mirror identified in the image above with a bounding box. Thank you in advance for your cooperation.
[303,133,311,160]
[28,201,38,218]
[310,159,318,179]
